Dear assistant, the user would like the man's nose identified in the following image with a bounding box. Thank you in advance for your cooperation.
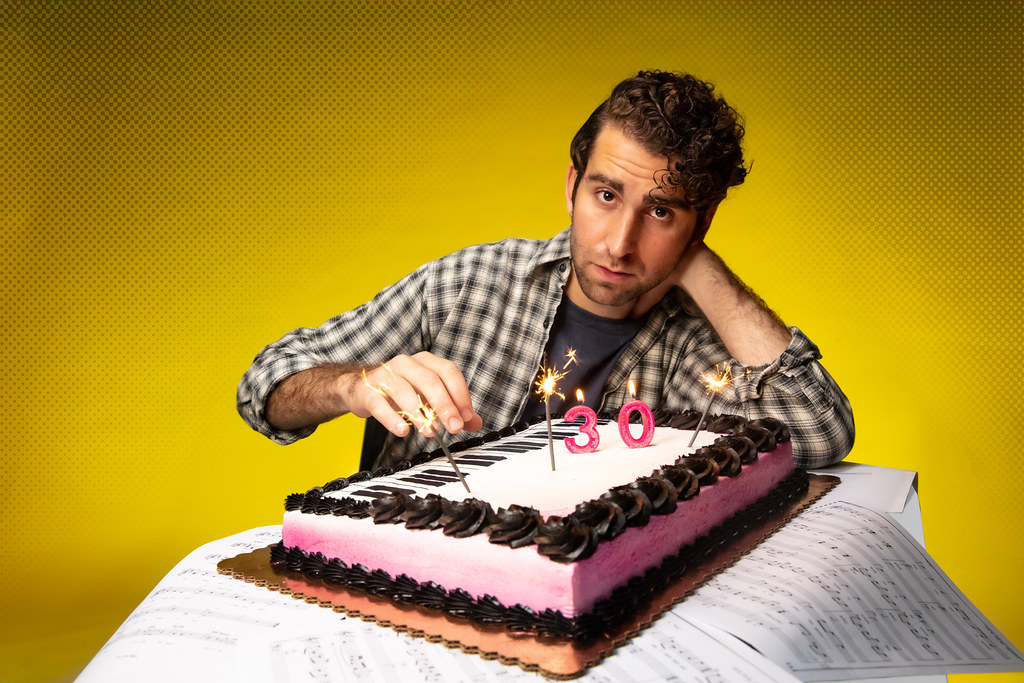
[607,212,641,259]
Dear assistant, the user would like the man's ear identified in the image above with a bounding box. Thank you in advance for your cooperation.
[565,163,578,217]
[692,204,719,244]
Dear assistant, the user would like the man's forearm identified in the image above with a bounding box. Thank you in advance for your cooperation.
[679,246,792,366]
[264,364,361,432]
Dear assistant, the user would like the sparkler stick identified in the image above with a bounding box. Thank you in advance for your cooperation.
[440,444,470,493]
[545,393,554,468]
[416,400,472,494]
[688,365,733,448]
[535,366,565,471]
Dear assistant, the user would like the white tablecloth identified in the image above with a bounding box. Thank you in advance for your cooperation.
[78,465,1023,682]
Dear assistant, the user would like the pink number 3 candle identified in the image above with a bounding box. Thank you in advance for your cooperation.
[564,390,600,453]
[618,380,655,448]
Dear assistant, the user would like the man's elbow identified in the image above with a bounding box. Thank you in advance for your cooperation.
[792,405,855,469]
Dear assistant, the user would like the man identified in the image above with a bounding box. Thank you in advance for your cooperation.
[237,70,854,469]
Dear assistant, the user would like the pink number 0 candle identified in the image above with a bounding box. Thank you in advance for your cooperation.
[618,380,655,448]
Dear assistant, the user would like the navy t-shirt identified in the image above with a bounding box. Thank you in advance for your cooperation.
[522,294,648,419]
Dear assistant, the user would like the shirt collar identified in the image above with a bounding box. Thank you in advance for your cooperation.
[529,227,572,272]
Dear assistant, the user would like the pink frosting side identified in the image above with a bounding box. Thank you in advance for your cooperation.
[283,513,578,614]
[570,443,793,612]
[282,442,793,617]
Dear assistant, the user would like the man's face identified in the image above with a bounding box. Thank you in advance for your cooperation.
[565,125,704,319]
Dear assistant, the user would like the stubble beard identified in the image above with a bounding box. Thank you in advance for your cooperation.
[568,226,650,308]
[568,221,688,312]
[570,252,647,307]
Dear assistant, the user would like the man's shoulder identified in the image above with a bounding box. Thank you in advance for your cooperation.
[437,230,570,269]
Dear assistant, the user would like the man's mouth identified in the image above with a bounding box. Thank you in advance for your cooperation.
[594,264,632,283]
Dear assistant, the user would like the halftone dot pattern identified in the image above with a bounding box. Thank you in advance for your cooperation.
[2,1,1022,679]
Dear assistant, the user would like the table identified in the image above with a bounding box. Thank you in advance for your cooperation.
[76,465,1022,682]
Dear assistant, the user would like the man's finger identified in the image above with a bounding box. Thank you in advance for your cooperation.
[409,351,480,433]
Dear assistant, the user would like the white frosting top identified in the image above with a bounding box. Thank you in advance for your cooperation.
[336,418,720,517]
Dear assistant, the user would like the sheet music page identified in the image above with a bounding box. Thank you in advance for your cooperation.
[78,526,799,683]
[76,526,343,682]
[677,501,1024,681]
[234,610,801,683]
[808,462,917,512]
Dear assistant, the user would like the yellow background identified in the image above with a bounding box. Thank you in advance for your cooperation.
[2,2,1021,681]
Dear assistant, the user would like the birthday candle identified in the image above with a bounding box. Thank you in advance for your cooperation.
[564,389,600,453]
[618,380,655,448]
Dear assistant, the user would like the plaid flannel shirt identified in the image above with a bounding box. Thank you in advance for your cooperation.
[237,229,854,468]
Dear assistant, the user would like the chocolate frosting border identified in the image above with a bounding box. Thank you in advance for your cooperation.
[274,468,810,643]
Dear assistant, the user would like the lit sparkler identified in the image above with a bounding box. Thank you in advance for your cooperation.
[401,396,471,493]
[688,364,734,448]
[534,348,578,471]
[363,366,471,492]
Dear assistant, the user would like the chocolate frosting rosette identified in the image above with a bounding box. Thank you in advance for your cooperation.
[534,516,599,563]
[570,499,627,540]
[399,493,445,529]
[439,497,495,538]
[703,413,747,434]
[369,493,409,524]
[628,476,678,515]
[694,445,742,477]
[486,504,543,547]
[675,454,720,485]
[653,464,700,500]
[713,434,759,463]
[600,485,653,528]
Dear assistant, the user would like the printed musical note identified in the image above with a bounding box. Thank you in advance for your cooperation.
[677,501,1024,679]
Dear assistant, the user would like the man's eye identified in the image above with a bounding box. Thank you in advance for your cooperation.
[599,190,615,202]
[652,206,671,219]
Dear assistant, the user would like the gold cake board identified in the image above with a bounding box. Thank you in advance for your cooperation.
[219,473,838,679]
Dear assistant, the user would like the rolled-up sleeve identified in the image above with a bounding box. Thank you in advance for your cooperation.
[236,265,431,445]
[235,327,328,445]
[725,327,855,468]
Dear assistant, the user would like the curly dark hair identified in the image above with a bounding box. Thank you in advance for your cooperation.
[569,71,748,215]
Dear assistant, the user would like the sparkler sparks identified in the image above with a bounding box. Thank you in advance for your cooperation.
[399,396,441,436]
[534,349,578,471]
[701,364,733,394]
[689,364,734,448]
[534,366,569,401]
[362,367,389,397]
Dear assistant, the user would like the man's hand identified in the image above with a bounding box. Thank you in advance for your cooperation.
[265,352,483,438]
[660,241,792,365]
[344,352,483,437]
[627,239,703,319]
